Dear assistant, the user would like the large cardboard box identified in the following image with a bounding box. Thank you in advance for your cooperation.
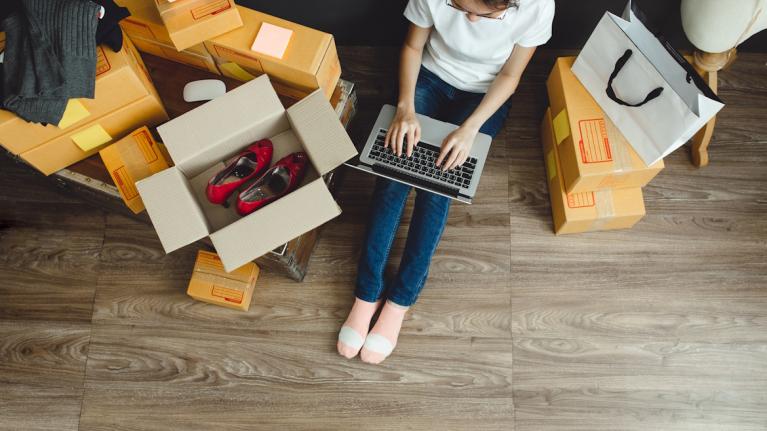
[547,57,664,194]
[20,95,168,175]
[542,108,646,235]
[204,6,341,100]
[99,126,171,213]
[0,39,162,155]
[136,75,357,272]
[156,0,242,51]
[187,250,259,311]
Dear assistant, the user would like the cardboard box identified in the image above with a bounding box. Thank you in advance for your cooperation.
[546,57,664,194]
[187,250,259,311]
[99,126,171,213]
[116,0,208,54]
[136,74,357,272]
[20,95,168,175]
[0,38,161,155]
[130,36,220,74]
[204,6,341,100]
[156,0,242,51]
[542,108,646,235]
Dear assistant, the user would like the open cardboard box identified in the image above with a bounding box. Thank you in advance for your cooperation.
[136,75,357,272]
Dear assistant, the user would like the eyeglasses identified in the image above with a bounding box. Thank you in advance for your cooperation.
[446,0,514,21]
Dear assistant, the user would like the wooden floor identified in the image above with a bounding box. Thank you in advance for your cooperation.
[1,48,765,431]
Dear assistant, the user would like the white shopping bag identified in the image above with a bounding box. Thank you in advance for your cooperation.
[572,0,724,166]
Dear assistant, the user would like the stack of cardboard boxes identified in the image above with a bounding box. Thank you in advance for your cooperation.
[0,38,168,175]
[115,0,341,101]
[542,57,665,234]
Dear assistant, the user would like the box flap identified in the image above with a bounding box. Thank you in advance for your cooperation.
[157,75,289,177]
[136,167,210,253]
[209,177,340,272]
[286,90,357,175]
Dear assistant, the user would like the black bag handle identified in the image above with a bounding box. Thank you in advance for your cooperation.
[606,49,664,108]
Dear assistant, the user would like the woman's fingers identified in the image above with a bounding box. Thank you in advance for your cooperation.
[445,148,462,171]
[384,126,394,150]
[414,126,422,151]
[406,128,416,157]
[396,126,408,156]
[436,139,453,167]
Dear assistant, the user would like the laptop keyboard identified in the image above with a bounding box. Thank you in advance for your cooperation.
[367,130,477,189]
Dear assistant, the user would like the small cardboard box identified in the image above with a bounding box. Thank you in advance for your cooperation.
[546,57,664,194]
[542,108,646,235]
[20,95,168,175]
[0,38,161,155]
[187,250,259,311]
[99,126,171,213]
[156,0,242,51]
[130,35,220,74]
[136,74,357,272]
[116,0,208,55]
[204,6,341,101]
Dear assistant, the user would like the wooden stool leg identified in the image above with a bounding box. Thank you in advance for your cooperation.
[691,115,716,167]
[690,68,719,168]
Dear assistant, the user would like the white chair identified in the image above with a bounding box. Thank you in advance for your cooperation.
[681,0,767,166]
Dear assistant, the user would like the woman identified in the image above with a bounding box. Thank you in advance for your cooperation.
[338,0,555,364]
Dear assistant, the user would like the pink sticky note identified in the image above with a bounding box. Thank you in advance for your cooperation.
[250,22,293,59]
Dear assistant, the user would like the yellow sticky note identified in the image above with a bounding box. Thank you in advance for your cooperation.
[219,62,257,82]
[71,124,112,151]
[546,150,557,183]
[251,22,293,59]
[58,99,90,129]
[552,108,571,146]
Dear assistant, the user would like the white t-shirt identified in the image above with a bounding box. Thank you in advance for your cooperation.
[404,0,555,92]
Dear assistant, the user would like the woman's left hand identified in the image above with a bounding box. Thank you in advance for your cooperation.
[436,125,478,171]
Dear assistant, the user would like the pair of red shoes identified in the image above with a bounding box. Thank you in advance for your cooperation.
[205,139,309,216]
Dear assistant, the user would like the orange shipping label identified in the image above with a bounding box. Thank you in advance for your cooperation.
[567,191,596,209]
[191,0,232,20]
[133,129,159,163]
[113,166,139,200]
[95,47,111,76]
[211,286,244,304]
[212,44,264,72]
[122,18,157,40]
[578,118,612,164]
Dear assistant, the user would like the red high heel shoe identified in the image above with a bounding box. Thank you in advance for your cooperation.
[236,152,309,216]
[206,139,273,205]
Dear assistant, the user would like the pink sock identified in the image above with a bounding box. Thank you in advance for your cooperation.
[337,298,381,359]
[360,300,408,364]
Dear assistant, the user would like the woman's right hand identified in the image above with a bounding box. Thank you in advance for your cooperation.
[385,106,421,157]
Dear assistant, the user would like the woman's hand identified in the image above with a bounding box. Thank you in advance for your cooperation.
[437,125,478,171]
[385,107,421,157]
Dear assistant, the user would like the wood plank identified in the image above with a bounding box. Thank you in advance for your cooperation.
[0,321,90,431]
[79,324,513,431]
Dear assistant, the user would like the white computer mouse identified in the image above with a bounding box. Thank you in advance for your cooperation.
[183,79,226,103]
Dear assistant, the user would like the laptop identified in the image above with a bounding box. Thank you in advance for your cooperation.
[344,104,492,204]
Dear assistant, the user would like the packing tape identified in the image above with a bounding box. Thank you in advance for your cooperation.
[590,189,616,232]
[552,108,571,146]
[605,118,632,175]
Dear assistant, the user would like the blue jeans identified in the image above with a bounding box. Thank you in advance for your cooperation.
[355,66,511,307]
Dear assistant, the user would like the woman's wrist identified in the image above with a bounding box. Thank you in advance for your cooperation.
[397,99,416,114]
[462,118,482,133]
